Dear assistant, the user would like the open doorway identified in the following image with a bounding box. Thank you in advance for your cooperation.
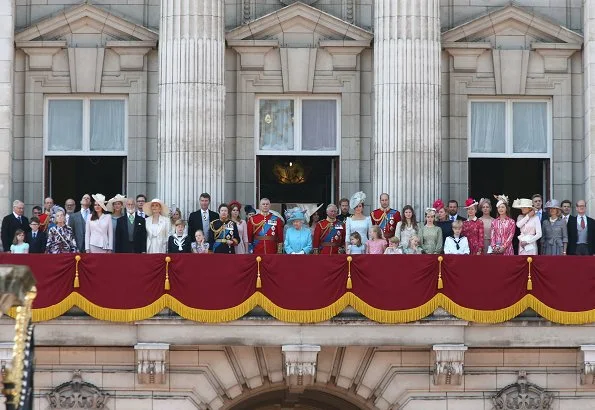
[45,156,127,208]
[257,156,338,216]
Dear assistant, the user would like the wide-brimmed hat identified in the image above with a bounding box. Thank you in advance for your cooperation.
[287,210,306,223]
[350,191,366,209]
[464,198,478,209]
[91,193,108,211]
[545,199,561,210]
[143,198,169,216]
[106,194,127,212]
[512,198,534,209]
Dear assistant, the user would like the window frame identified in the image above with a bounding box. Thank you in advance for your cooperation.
[44,95,129,156]
[255,95,341,156]
[467,97,552,159]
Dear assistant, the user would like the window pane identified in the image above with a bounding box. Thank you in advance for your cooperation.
[470,102,506,154]
[259,100,294,151]
[302,100,337,151]
[90,100,126,151]
[513,102,547,154]
[48,100,83,151]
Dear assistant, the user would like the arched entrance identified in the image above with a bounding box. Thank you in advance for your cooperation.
[225,386,372,410]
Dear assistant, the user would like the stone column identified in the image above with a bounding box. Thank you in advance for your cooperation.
[373,0,441,213]
[0,0,14,220]
[584,0,595,214]
[158,1,225,214]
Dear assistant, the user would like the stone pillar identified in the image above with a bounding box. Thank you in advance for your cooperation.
[584,0,595,214]
[0,0,14,221]
[373,0,441,213]
[158,1,225,214]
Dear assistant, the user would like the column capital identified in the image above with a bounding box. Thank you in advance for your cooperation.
[432,344,467,385]
[134,343,169,384]
[282,344,321,392]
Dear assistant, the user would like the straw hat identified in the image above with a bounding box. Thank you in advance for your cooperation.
[512,198,534,209]
[106,194,127,213]
[91,193,108,212]
[143,198,169,216]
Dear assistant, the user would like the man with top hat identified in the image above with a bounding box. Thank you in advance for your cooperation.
[370,193,401,242]
[313,203,345,255]
[248,198,284,254]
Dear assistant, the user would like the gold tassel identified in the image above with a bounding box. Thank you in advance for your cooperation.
[256,256,262,289]
[74,255,81,288]
[346,256,353,289]
[164,256,171,290]
[437,256,444,289]
[526,257,533,291]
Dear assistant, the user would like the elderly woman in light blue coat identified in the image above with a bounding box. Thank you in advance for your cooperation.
[283,211,313,254]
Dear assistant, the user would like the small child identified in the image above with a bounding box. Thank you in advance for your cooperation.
[191,229,210,254]
[444,220,470,255]
[347,232,365,255]
[403,235,423,254]
[384,236,403,254]
[168,220,191,253]
[10,229,29,254]
[366,225,387,254]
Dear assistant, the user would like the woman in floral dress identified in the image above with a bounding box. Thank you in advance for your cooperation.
[46,208,77,254]
[490,195,516,255]
[462,198,484,255]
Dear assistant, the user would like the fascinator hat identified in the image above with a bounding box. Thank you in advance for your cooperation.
[493,194,509,208]
[349,191,367,210]
[425,207,437,215]
[432,199,445,211]
[464,198,478,209]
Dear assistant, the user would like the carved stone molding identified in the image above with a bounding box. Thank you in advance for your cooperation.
[443,42,491,72]
[106,41,156,71]
[228,40,278,71]
[581,345,595,385]
[47,371,109,409]
[432,344,467,385]
[532,43,581,73]
[493,371,554,410]
[16,41,66,71]
[319,40,369,71]
[282,345,321,392]
[134,343,169,384]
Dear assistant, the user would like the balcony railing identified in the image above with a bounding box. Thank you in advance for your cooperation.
[0,254,593,324]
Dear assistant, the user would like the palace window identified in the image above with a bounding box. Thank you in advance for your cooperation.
[45,96,127,155]
[256,96,340,155]
[468,99,551,158]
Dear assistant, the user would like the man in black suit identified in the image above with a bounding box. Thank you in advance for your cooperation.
[1,200,30,252]
[26,217,47,253]
[187,193,219,243]
[567,199,595,255]
[115,197,147,253]
[532,194,544,222]
[447,200,465,222]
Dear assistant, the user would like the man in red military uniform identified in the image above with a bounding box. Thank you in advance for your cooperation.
[248,198,284,254]
[370,193,401,241]
[313,204,345,255]
[38,197,54,232]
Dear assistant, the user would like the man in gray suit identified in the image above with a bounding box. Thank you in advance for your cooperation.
[68,193,91,252]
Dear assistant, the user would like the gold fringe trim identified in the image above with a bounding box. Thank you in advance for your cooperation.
[528,295,595,325]
[349,293,440,323]
[437,294,530,324]
[167,293,260,323]
[258,293,350,323]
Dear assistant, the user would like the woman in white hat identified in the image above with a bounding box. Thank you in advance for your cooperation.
[345,192,372,249]
[85,194,113,253]
[541,199,568,255]
[513,198,542,255]
[144,198,171,254]
[107,194,126,252]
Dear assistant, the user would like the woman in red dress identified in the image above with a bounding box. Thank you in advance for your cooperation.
[462,198,484,255]
[490,195,515,255]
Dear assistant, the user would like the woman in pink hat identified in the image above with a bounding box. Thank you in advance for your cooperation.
[462,198,484,255]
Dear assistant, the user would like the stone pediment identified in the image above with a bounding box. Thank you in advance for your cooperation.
[442,4,583,45]
[14,2,158,43]
[226,2,373,45]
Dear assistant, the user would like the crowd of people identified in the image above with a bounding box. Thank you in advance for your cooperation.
[1,190,593,256]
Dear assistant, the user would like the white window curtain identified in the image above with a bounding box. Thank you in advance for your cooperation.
[301,100,337,150]
[513,102,547,153]
[259,100,294,151]
[90,100,126,151]
[470,102,506,153]
[48,100,83,151]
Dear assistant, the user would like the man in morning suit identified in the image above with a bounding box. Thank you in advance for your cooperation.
[115,197,147,253]
[370,193,401,241]
[447,200,465,222]
[248,198,284,254]
[313,204,345,254]
[187,193,219,243]
[567,199,595,255]
[1,200,30,252]
[68,193,91,252]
